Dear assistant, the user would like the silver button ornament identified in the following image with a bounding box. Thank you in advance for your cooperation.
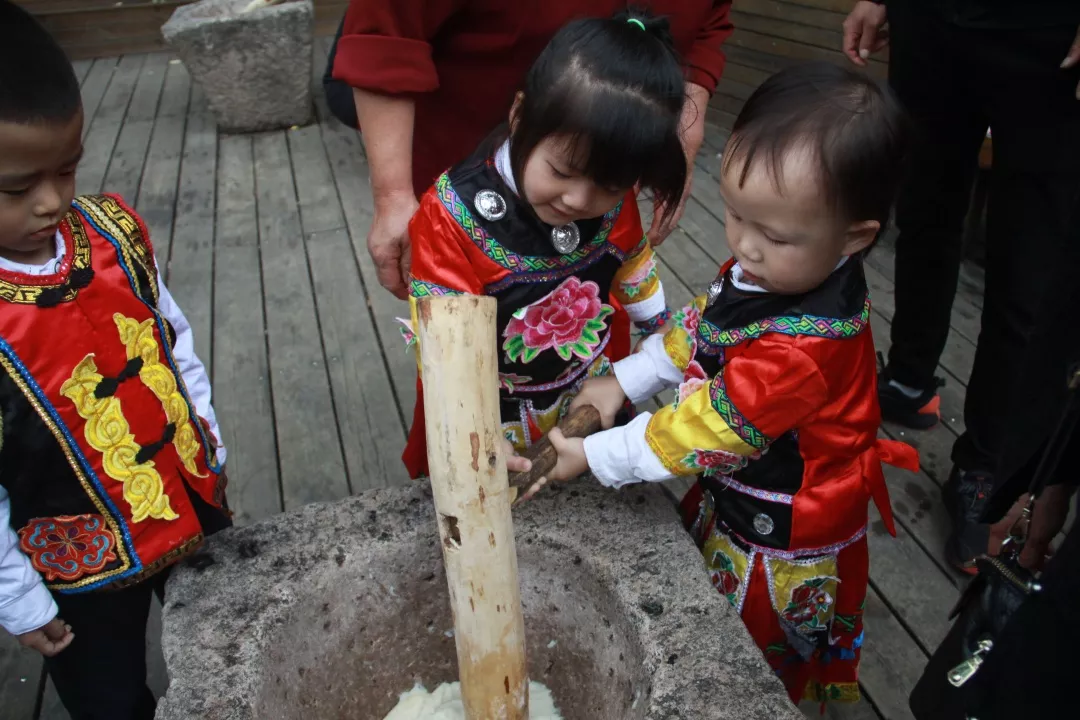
[752,512,775,536]
[550,222,581,254]
[473,189,507,221]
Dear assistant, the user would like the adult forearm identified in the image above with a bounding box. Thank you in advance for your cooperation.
[352,87,417,204]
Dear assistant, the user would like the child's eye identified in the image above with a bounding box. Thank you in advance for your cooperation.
[1,188,30,197]
[550,167,571,180]
[727,208,742,222]
[765,235,787,246]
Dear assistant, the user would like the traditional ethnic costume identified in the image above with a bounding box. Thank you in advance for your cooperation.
[583,256,919,704]
[401,140,670,479]
[0,195,228,719]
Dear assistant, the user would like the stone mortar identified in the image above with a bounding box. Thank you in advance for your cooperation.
[161,0,313,132]
[157,481,799,720]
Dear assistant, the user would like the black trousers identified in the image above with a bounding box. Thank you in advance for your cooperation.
[885,2,1080,478]
[44,487,231,720]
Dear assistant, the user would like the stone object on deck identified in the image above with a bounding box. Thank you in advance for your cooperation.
[161,0,313,132]
[157,482,800,720]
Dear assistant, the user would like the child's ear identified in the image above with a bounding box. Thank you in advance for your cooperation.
[508,92,524,133]
[841,220,880,256]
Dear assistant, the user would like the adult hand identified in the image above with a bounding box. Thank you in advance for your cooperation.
[369,193,419,300]
[17,617,74,657]
[648,82,709,247]
[842,1,889,67]
[988,482,1075,570]
[1063,24,1080,100]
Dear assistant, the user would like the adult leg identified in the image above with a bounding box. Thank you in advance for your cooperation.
[945,22,1080,567]
[45,579,158,720]
[882,2,988,429]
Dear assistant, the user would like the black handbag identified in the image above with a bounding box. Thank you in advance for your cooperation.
[909,364,1080,720]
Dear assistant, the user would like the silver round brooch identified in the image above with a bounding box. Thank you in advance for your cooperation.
[550,222,581,254]
[752,512,775,536]
[473,189,507,222]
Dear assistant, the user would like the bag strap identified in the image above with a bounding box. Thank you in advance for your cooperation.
[1004,364,1080,548]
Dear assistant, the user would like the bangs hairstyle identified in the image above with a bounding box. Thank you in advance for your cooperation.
[509,8,687,224]
[722,62,908,231]
[0,0,81,125]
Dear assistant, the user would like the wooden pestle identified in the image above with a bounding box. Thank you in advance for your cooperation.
[508,405,603,493]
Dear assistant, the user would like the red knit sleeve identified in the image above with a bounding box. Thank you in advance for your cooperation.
[683,1,734,93]
[332,0,465,95]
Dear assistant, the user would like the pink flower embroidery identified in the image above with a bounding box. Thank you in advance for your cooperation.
[503,277,613,364]
[675,360,708,407]
[619,256,658,299]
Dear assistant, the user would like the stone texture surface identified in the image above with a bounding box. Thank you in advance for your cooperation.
[158,481,799,720]
[161,0,313,132]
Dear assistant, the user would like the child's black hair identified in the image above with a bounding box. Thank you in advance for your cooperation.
[0,0,81,125]
[509,7,687,224]
[722,62,908,234]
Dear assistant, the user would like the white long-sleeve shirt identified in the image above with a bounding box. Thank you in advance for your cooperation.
[583,257,848,488]
[0,235,224,635]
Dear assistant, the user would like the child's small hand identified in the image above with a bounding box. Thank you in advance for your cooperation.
[570,376,626,429]
[518,429,588,503]
[17,617,74,657]
[502,438,532,475]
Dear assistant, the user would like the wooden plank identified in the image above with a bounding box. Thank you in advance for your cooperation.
[288,111,409,489]
[103,53,168,202]
[314,80,417,428]
[305,228,410,490]
[721,62,771,90]
[732,10,862,57]
[253,130,349,507]
[70,58,92,86]
[134,60,190,269]
[783,0,861,13]
[77,56,118,142]
[0,633,41,720]
[212,134,282,525]
[728,28,888,81]
[36,4,186,61]
[288,125,346,235]
[739,0,850,33]
[857,588,928,720]
[725,44,800,75]
[76,53,145,196]
[867,502,959,651]
[165,83,215,358]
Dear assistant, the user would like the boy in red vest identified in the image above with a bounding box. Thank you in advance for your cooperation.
[0,4,230,718]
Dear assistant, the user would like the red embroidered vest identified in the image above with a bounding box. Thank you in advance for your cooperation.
[0,195,224,593]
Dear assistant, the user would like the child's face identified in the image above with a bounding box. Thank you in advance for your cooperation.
[0,111,83,263]
[720,146,878,295]
[521,135,627,227]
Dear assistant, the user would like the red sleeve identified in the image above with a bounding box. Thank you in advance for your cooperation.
[332,0,465,94]
[606,192,646,254]
[408,190,486,294]
[683,1,734,93]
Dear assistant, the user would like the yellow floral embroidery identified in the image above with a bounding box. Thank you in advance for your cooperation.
[60,356,178,523]
[113,314,205,478]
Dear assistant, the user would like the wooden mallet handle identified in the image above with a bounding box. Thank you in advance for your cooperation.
[508,405,603,491]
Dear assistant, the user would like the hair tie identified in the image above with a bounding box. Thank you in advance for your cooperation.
[627,18,646,31]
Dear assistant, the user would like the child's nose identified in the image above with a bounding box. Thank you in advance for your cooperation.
[34,183,64,218]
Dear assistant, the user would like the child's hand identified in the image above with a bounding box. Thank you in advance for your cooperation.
[17,617,74,657]
[518,429,588,503]
[502,439,532,475]
[570,376,626,429]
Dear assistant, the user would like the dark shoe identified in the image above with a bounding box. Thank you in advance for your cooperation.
[877,354,943,430]
[942,466,993,575]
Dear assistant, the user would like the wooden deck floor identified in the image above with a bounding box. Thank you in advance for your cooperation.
[2,40,993,720]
